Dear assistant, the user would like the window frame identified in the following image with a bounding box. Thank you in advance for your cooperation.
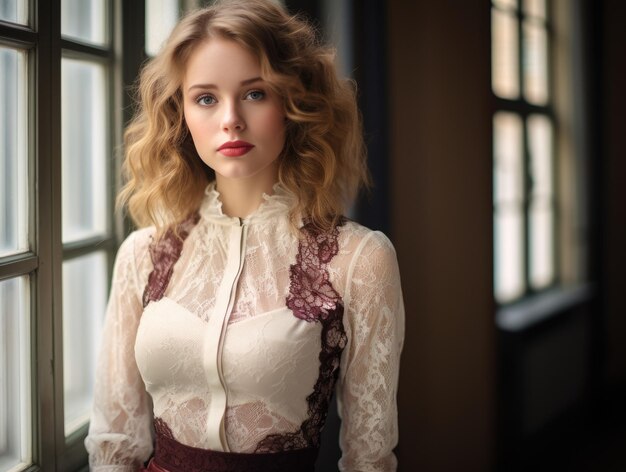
[0,0,124,470]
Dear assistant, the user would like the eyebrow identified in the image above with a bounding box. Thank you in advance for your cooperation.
[187,76,263,93]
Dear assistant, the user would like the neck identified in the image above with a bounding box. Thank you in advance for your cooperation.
[215,173,278,219]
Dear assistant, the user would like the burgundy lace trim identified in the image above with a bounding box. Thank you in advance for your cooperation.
[154,417,175,439]
[152,417,317,472]
[286,221,342,322]
[142,213,200,308]
[255,220,347,453]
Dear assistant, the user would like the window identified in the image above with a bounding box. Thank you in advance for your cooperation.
[145,0,182,57]
[0,277,30,472]
[59,3,117,469]
[0,0,117,469]
[492,0,557,303]
[61,0,114,440]
[1,6,34,470]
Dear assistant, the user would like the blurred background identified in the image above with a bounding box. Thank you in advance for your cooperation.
[0,0,624,471]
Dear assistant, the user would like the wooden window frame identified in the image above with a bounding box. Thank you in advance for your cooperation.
[0,0,145,469]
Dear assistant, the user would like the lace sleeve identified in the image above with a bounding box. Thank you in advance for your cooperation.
[85,231,154,471]
[337,231,405,472]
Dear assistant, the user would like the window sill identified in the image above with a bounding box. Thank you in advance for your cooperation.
[496,283,596,332]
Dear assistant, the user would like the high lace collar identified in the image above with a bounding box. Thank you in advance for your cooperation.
[198,181,295,225]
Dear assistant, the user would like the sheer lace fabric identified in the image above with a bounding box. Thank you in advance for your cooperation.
[86,183,404,471]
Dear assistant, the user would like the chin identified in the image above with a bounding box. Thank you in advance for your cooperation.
[204,157,280,183]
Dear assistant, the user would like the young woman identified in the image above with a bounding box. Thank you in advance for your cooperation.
[85,1,404,471]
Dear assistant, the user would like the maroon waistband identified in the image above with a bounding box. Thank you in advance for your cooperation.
[152,432,319,472]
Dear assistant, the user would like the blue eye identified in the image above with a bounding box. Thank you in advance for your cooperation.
[196,95,216,106]
[245,90,265,101]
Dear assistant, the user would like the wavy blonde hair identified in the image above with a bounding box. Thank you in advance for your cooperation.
[119,0,369,232]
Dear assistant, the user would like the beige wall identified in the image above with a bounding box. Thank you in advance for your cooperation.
[387,1,496,471]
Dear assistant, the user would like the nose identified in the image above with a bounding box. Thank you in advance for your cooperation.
[221,101,245,132]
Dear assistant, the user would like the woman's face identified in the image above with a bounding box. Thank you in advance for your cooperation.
[182,37,286,183]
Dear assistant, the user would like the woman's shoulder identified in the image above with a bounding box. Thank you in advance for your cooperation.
[336,220,402,315]
[339,219,397,258]
[115,226,157,267]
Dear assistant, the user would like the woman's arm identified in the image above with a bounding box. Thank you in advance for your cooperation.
[85,231,154,471]
[337,231,405,472]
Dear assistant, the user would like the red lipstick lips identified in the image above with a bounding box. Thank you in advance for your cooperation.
[217,140,254,157]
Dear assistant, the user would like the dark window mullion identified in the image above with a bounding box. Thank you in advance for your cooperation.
[50,0,69,461]
[493,96,553,117]
[0,253,38,280]
[0,20,37,45]
[33,0,62,467]
[60,38,112,59]
[62,236,116,261]
[106,0,123,252]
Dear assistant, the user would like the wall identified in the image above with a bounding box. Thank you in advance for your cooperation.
[386,1,496,471]
[602,0,626,391]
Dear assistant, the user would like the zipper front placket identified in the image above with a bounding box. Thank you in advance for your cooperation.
[204,218,247,452]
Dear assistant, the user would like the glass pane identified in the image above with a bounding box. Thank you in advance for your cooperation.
[523,20,549,105]
[495,209,525,302]
[494,112,524,204]
[528,114,554,289]
[146,0,180,57]
[0,47,28,258]
[523,0,546,19]
[530,201,553,289]
[528,114,553,199]
[494,112,525,303]
[492,8,519,99]
[62,59,108,243]
[0,277,31,470]
[0,0,28,24]
[63,252,108,436]
[61,0,108,45]
[493,0,517,10]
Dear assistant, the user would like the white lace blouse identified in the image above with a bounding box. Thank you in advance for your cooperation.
[85,183,405,471]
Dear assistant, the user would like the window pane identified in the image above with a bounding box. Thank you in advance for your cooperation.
[62,59,108,243]
[0,0,28,24]
[495,209,525,302]
[528,114,554,289]
[0,276,31,471]
[529,201,553,289]
[63,252,107,436]
[523,0,546,20]
[494,112,524,204]
[492,8,519,99]
[523,20,549,105]
[0,47,28,258]
[494,112,525,303]
[61,0,108,46]
[146,0,180,57]
[528,114,553,199]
